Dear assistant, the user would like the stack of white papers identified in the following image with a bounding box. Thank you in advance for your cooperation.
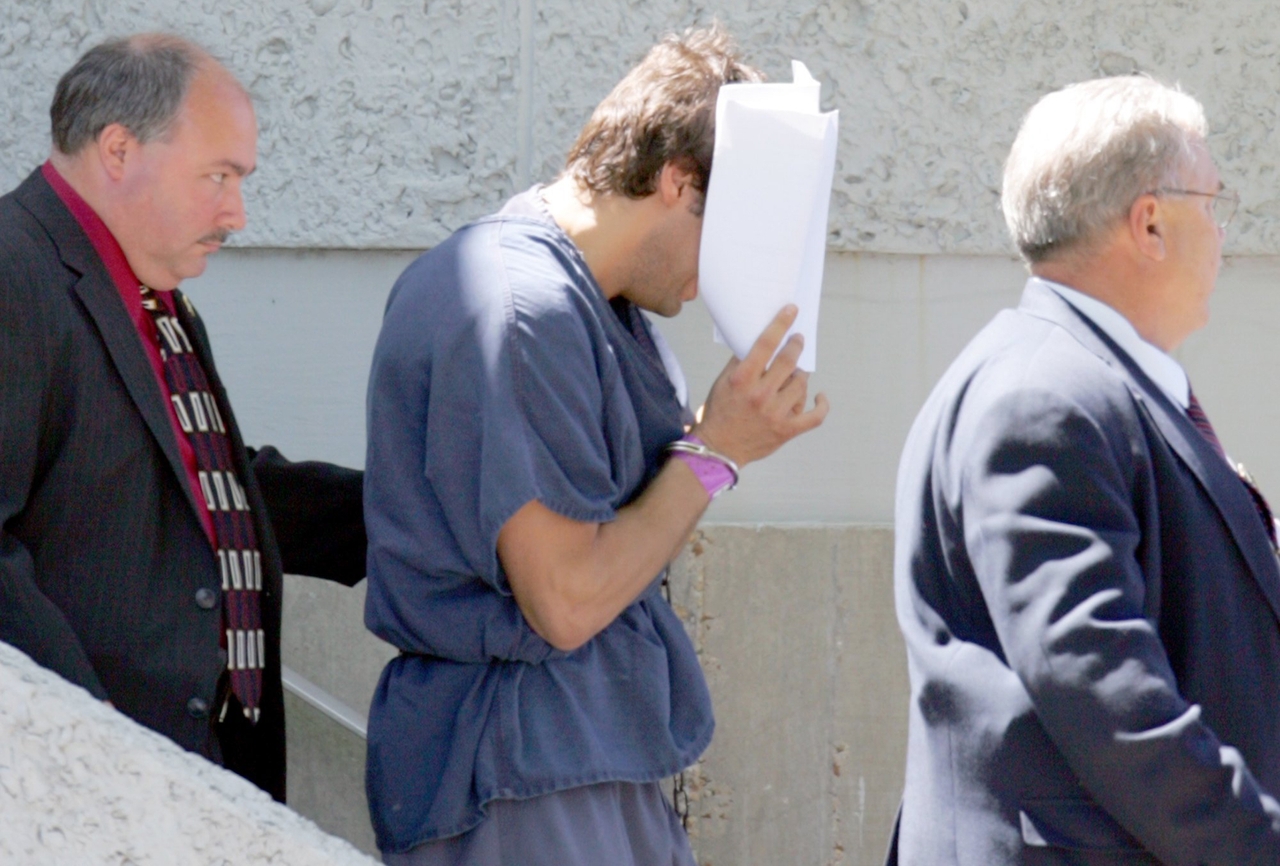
[698,60,839,372]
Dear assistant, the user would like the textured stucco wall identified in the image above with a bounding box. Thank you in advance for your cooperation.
[4,0,1280,254]
[0,640,378,865]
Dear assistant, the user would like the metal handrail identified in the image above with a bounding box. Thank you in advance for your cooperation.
[280,665,368,739]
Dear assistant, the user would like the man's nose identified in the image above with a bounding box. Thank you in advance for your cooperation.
[223,182,247,232]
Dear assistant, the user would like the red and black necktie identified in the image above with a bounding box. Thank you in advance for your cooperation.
[140,285,264,723]
[1188,389,1278,551]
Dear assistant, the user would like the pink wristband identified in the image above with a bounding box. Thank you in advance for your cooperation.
[666,435,739,501]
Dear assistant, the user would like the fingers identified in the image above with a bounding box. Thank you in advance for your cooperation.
[796,391,830,433]
[777,369,810,413]
[772,373,826,433]
[736,304,799,382]
[697,305,827,465]
[761,333,805,392]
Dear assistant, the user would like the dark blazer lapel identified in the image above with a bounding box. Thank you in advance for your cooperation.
[1020,280,1280,625]
[1135,393,1280,613]
[14,171,207,528]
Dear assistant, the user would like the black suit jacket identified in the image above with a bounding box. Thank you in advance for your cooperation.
[891,280,1280,864]
[0,168,365,801]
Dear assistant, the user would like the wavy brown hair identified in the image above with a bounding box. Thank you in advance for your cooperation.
[564,24,762,207]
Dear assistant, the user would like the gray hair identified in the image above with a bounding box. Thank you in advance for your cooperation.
[50,34,208,155]
[1001,76,1207,263]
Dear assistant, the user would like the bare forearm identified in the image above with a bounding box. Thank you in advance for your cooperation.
[499,456,708,650]
[499,305,828,652]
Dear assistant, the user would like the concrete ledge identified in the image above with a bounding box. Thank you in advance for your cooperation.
[0,640,378,865]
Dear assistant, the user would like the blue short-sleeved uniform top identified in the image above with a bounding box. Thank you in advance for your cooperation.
[362,190,715,854]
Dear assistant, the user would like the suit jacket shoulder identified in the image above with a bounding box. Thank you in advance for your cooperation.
[0,173,81,326]
[893,280,1280,865]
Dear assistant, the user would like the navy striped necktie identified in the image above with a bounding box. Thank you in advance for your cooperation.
[1188,390,1277,551]
[140,285,264,723]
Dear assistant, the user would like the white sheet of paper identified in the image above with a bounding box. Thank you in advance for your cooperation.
[698,60,839,371]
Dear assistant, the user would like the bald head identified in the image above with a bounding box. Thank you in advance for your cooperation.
[50,33,243,156]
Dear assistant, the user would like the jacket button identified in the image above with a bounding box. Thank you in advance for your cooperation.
[195,588,218,610]
[187,697,210,719]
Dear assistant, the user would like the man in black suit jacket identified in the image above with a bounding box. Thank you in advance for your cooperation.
[0,34,364,802]
[891,77,1280,863]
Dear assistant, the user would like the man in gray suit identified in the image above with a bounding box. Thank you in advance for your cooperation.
[891,76,1280,863]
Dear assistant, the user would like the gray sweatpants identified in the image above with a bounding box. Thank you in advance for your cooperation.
[382,780,696,866]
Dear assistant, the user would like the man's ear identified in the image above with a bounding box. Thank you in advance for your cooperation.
[657,161,698,208]
[1129,193,1167,262]
[94,123,137,182]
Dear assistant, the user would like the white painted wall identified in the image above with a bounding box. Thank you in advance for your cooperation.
[189,249,1280,524]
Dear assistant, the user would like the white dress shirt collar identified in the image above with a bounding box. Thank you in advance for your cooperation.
[1031,277,1190,410]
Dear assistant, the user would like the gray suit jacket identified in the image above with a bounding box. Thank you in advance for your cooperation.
[891,280,1280,865]
[0,168,365,800]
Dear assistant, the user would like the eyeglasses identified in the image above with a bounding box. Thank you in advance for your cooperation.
[1152,187,1240,229]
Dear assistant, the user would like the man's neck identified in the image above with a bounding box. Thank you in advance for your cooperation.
[540,176,648,301]
[46,151,176,291]
[47,151,106,218]
[1032,247,1176,352]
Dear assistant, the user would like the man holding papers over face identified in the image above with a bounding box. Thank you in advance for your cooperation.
[363,25,829,866]
[891,76,1280,864]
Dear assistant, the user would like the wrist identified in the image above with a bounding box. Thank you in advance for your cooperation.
[666,434,739,501]
[687,424,731,461]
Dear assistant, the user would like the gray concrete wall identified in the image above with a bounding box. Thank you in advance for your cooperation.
[666,526,904,866]
[285,688,381,856]
[281,572,396,856]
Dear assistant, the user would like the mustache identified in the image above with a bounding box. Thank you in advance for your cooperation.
[198,229,232,245]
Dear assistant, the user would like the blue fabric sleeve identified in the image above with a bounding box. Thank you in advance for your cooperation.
[423,223,622,596]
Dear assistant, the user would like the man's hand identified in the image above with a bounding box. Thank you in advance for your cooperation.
[497,304,829,652]
[693,304,829,465]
